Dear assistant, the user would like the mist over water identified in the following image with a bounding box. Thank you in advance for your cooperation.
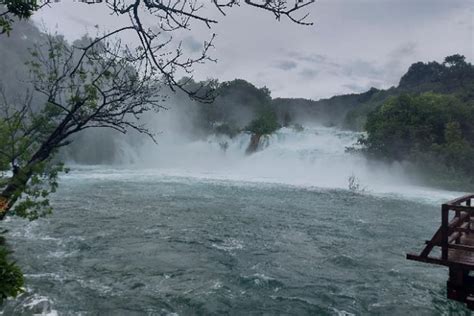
[99,104,463,204]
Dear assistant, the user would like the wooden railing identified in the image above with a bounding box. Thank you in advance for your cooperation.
[441,194,474,261]
[407,194,474,310]
[407,194,474,266]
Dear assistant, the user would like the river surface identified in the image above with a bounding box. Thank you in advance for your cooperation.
[0,126,471,315]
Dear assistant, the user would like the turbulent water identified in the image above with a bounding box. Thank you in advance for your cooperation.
[1,126,471,315]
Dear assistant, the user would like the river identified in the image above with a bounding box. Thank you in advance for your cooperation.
[0,126,470,315]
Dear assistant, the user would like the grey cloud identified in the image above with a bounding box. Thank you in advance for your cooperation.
[32,0,473,100]
[389,42,417,59]
[339,60,383,79]
[342,83,368,93]
[290,52,341,68]
[275,60,298,71]
[295,53,327,64]
[299,68,319,79]
[182,36,203,53]
[330,0,471,26]
[342,80,383,94]
[383,42,419,83]
[293,52,384,81]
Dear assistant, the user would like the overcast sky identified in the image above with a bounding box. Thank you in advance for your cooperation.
[32,0,473,100]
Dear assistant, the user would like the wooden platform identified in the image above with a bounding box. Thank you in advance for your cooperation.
[408,233,474,269]
[407,194,474,309]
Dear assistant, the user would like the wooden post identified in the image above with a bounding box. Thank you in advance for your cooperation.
[442,204,449,261]
[468,199,472,234]
[448,267,470,303]
[456,209,462,244]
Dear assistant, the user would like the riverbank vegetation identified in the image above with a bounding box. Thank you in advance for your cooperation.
[0,234,23,303]
[356,56,474,188]
[245,109,281,154]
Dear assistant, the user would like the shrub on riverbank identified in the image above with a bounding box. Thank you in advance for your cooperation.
[0,234,24,304]
[358,93,474,188]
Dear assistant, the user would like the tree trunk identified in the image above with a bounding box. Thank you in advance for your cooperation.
[246,133,262,155]
[0,166,35,220]
[0,143,55,220]
[0,107,76,220]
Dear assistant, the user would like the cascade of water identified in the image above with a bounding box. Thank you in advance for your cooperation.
[123,125,421,194]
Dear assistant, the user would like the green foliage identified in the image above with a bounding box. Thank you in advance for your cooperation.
[245,109,280,135]
[359,93,474,188]
[210,79,272,127]
[0,17,13,35]
[1,1,38,35]
[0,30,162,221]
[182,78,276,135]
[217,79,272,106]
[5,0,37,18]
[444,54,467,68]
[0,234,24,304]
[0,90,70,220]
[9,162,69,221]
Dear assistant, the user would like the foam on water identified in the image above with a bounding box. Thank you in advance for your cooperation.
[1,292,58,316]
[63,125,465,205]
[3,157,471,314]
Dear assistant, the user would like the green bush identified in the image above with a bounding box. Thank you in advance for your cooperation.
[245,110,280,135]
[0,235,24,304]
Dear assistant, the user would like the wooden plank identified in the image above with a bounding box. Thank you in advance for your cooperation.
[448,247,474,267]
[454,227,471,234]
[425,239,440,246]
[449,232,462,244]
[409,249,474,269]
[447,205,474,214]
[448,213,469,229]
[407,253,448,266]
[446,194,474,206]
[421,226,443,256]
[442,204,450,260]
[449,244,474,252]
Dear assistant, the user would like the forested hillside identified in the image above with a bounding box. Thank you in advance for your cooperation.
[357,57,474,188]
[274,54,474,130]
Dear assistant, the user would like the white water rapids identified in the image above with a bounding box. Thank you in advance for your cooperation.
[82,124,464,205]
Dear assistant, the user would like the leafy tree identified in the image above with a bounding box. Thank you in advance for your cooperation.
[444,54,467,68]
[0,34,164,221]
[0,0,41,35]
[0,0,316,218]
[246,110,280,135]
[245,109,280,154]
[213,80,272,126]
[0,33,166,300]
[0,1,316,301]
[358,92,474,187]
[0,233,23,304]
